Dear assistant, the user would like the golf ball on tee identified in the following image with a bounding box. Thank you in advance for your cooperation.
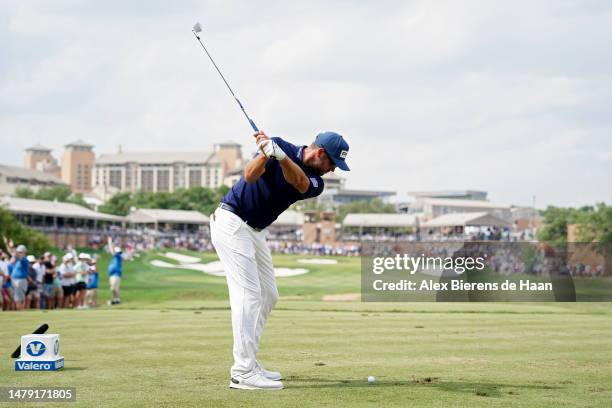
[368,376,375,384]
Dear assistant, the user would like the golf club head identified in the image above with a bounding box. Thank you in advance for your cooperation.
[193,22,202,33]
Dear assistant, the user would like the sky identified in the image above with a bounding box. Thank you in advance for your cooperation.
[0,0,610,208]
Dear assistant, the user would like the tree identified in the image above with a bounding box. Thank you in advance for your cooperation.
[574,203,612,245]
[0,206,50,255]
[98,186,231,216]
[337,198,396,223]
[14,185,91,209]
[538,203,612,245]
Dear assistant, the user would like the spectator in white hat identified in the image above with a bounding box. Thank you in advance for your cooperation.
[74,253,91,309]
[59,253,76,308]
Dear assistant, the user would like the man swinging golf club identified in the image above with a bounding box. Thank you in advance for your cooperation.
[210,130,350,390]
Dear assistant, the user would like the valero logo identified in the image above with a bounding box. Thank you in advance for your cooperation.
[26,341,46,357]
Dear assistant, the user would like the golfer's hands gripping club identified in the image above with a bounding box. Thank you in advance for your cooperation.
[254,131,287,161]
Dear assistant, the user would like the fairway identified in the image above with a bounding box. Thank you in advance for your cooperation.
[2,252,612,407]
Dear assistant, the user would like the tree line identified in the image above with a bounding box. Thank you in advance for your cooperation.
[98,186,230,216]
[537,203,611,245]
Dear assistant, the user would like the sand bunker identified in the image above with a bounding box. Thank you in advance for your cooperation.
[297,258,338,265]
[151,255,309,278]
[162,252,201,264]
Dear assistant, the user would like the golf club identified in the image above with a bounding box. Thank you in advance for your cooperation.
[192,22,259,133]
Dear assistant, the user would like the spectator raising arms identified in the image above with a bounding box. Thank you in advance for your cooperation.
[107,236,123,306]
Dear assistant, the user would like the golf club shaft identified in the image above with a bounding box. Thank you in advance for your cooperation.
[192,31,259,133]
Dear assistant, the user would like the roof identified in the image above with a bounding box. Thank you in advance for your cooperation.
[0,164,63,184]
[96,151,217,165]
[25,144,52,152]
[128,208,209,224]
[419,198,510,209]
[0,196,124,222]
[65,140,94,148]
[422,212,511,228]
[343,213,416,228]
[216,140,242,147]
[408,190,487,199]
[271,210,304,227]
[328,189,396,197]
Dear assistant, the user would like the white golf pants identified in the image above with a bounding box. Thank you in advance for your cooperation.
[210,208,279,377]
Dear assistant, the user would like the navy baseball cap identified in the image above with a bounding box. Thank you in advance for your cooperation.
[314,131,350,171]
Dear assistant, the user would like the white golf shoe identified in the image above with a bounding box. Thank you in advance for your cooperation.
[256,361,282,381]
[229,372,283,390]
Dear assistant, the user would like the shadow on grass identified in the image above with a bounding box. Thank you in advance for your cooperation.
[62,367,88,371]
[285,376,560,397]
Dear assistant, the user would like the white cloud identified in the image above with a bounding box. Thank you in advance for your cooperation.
[0,0,610,207]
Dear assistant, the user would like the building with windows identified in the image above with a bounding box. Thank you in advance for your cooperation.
[23,140,243,197]
[23,142,92,192]
[61,140,95,193]
[405,197,512,221]
[92,141,243,193]
[93,151,224,193]
[398,190,512,221]
[24,144,61,178]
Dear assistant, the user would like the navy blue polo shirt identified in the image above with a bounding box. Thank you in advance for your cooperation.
[222,137,324,229]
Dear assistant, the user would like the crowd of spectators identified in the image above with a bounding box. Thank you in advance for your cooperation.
[568,263,605,277]
[2,229,605,311]
[90,229,213,253]
[0,238,100,312]
[267,240,361,256]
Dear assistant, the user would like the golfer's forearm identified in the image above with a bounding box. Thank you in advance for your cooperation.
[244,154,267,183]
[279,158,309,193]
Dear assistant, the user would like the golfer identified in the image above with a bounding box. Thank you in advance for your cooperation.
[210,130,350,390]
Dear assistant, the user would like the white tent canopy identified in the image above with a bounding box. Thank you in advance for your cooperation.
[128,208,209,225]
[271,210,304,227]
[422,212,511,228]
[343,213,417,228]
